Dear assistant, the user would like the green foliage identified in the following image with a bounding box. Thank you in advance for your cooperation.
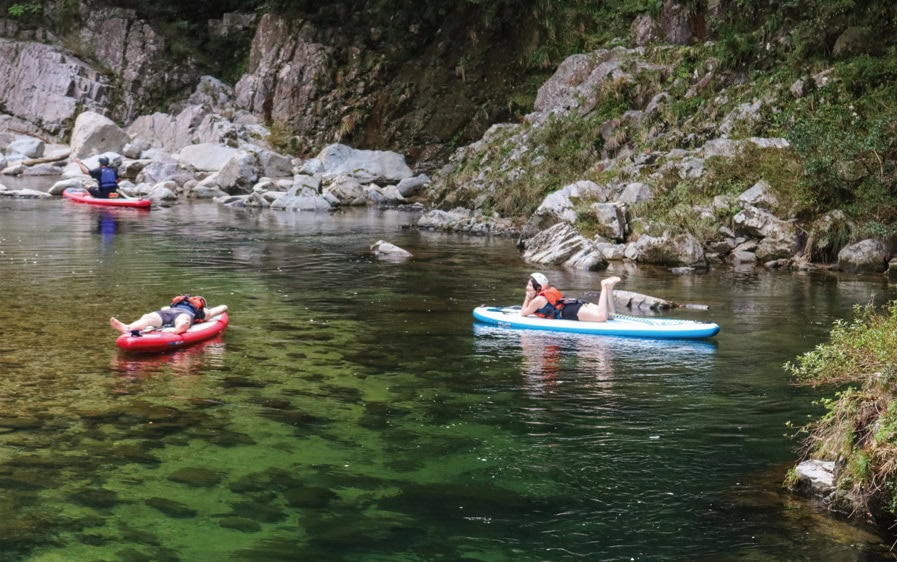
[785,301,897,387]
[785,87,897,222]
[6,1,40,19]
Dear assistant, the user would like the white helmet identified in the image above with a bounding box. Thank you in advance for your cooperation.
[530,272,549,288]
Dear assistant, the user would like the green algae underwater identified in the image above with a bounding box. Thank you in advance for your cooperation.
[1,199,896,561]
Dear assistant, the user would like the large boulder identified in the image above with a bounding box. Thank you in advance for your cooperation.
[533,48,661,118]
[625,232,706,268]
[737,180,780,213]
[315,144,413,183]
[522,180,611,238]
[270,186,332,211]
[837,239,889,274]
[178,143,240,172]
[127,105,209,153]
[6,138,44,158]
[69,112,129,160]
[522,222,609,271]
[216,151,259,194]
[324,174,365,205]
[733,206,796,240]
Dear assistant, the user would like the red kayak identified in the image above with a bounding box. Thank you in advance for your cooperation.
[64,188,151,209]
[116,313,229,353]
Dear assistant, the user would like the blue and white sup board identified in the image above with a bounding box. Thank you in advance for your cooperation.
[473,306,720,340]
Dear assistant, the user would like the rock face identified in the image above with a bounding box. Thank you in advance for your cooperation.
[235,14,336,147]
[76,6,191,123]
[0,39,109,136]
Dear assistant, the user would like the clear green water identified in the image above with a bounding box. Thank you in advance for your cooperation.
[1,198,896,561]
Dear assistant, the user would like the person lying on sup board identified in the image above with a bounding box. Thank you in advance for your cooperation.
[521,273,620,322]
[110,295,228,336]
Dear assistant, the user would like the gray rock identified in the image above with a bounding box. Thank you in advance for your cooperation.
[22,164,63,176]
[733,206,796,240]
[523,180,611,238]
[794,459,835,493]
[589,202,627,241]
[216,151,259,194]
[660,0,692,45]
[48,178,86,196]
[316,143,413,183]
[629,232,707,268]
[178,143,240,172]
[128,105,209,153]
[323,174,363,205]
[737,180,780,213]
[235,14,337,146]
[631,13,657,46]
[371,240,412,260]
[0,40,109,136]
[522,222,609,271]
[396,174,430,197]
[618,182,653,204]
[837,239,889,274]
[137,155,180,185]
[6,138,44,158]
[270,186,332,211]
[70,112,129,159]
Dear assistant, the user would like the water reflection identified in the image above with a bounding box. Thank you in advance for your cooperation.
[473,323,718,398]
[112,339,227,384]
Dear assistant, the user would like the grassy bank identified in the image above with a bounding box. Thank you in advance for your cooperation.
[785,301,897,522]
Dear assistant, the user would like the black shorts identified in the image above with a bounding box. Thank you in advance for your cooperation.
[157,308,194,327]
[88,187,116,199]
[560,302,584,320]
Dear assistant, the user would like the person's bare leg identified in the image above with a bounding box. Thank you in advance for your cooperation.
[172,313,193,334]
[603,276,620,318]
[110,312,163,334]
[576,276,621,322]
[600,276,621,319]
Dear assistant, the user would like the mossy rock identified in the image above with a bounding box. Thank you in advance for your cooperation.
[833,27,879,58]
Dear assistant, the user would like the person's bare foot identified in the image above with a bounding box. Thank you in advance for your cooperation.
[601,276,621,289]
[110,317,129,333]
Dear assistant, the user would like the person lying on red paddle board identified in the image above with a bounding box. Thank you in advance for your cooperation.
[110,295,228,336]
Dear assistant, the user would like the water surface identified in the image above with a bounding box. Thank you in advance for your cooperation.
[1,197,895,561]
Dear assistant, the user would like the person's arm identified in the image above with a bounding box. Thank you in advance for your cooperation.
[75,159,90,175]
[520,288,545,316]
[204,304,228,318]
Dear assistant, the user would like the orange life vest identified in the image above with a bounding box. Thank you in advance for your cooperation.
[535,287,564,319]
[171,295,207,321]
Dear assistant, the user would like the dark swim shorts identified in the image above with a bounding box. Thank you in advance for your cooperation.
[560,301,584,320]
[157,308,194,327]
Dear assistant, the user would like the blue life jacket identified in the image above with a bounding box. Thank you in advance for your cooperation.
[99,167,118,190]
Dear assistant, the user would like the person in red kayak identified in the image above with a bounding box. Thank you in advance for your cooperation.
[76,156,119,199]
[110,295,228,336]
[521,272,621,322]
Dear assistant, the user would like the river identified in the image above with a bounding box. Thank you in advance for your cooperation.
[1,195,895,561]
